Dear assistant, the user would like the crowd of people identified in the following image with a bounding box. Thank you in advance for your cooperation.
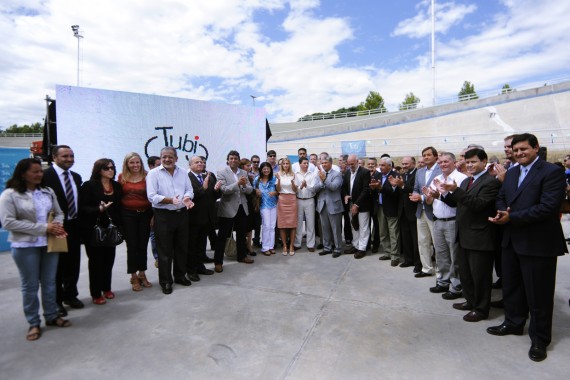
[0,133,567,363]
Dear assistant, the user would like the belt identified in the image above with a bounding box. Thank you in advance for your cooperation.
[297,197,314,200]
[154,208,185,213]
[434,216,455,222]
[125,209,151,213]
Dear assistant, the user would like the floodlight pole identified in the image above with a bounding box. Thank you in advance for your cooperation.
[431,0,436,106]
[250,95,257,107]
[71,25,83,86]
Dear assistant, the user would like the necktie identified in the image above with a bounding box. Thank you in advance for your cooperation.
[197,174,203,185]
[64,171,77,219]
[467,177,474,190]
[518,168,528,188]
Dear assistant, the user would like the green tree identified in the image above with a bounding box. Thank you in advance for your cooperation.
[501,83,513,94]
[399,92,420,110]
[358,91,386,111]
[458,81,478,101]
[5,122,43,133]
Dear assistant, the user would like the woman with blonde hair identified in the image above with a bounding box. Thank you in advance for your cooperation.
[275,157,298,255]
[119,152,153,291]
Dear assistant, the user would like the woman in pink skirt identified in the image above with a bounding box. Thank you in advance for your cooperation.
[275,158,298,255]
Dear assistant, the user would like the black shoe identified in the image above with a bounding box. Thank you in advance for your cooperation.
[345,240,352,245]
[442,291,462,300]
[317,244,324,249]
[528,344,547,362]
[378,255,390,261]
[332,251,342,258]
[399,262,414,268]
[187,273,200,282]
[354,251,366,259]
[63,298,84,309]
[490,299,504,308]
[492,278,502,289]
[318,250,332,256]
[344,247,358,254]
[161,283,173,295]
[203,256,215,263]
[248,251,257,256]
[371,247,379,254]
[174,277,192,286]
[452,301,472,311]
[429,284,449,293]
[414,271,432,278]
[197,267,214,275]
[57,303,68,317]
[486,323,524,336]
[253,241,262,248]
[413,265,422,274]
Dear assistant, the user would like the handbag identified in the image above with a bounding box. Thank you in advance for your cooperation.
[224,232,237,258]
[91,210,124,247]
[47,212,68,253]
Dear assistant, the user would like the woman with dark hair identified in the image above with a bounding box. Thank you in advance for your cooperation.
[119,152,152,291]
[239,158,257,256]
[0,158,71,341]
[80,158,123,305]
[253,162,278,255]
[275,157,298,255]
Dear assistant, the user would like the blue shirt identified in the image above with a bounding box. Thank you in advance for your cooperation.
[254,177,278,210]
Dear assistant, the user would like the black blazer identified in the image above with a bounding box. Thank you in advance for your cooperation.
[342,167,371,212]
[79,180,123,244]
[43,166,82,219]
[448,171,501,252]
[372,170,401,218]
[400,168,417,222]
[496,159,567,257]
[187,171,221,225]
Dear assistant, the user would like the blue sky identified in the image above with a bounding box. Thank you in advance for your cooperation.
[0,0,569,127]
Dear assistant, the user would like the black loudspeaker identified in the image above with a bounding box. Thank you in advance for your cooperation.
[42,100,57,162]
[539,146,547,161]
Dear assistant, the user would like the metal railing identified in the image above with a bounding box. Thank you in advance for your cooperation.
[295,75,570,122]
[0,133,43,137]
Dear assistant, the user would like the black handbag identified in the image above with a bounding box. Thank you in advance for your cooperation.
[91,210,124,247]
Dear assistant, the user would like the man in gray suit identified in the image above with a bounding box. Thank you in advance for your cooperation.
[213,150,254,273]
[315,153,344,257]
[409,146,441,278]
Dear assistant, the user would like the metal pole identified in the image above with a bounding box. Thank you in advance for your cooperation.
[71,25,83,86]
[431,0,436,106]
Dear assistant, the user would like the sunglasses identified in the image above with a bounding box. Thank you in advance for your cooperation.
[102,166,116,171]
[268,154,276,158]
[252,161,260,164]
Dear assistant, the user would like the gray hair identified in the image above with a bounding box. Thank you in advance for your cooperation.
[380,157,393,166]
[320,152,332,163]
[160,146,178,157]
[440,151,456,161]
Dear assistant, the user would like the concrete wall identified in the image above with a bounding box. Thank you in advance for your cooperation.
[268,81,570,159]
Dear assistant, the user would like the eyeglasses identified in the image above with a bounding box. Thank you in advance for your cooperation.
[102,166,116,171]
[252,161,260,164]
[268,155,276,158]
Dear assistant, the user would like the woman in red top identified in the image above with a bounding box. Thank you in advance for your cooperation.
[119,152,153,291]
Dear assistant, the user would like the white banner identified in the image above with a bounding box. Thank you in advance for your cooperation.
[55,85,267,179]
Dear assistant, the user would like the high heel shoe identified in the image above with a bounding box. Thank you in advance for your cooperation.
[282,249,288,256]
[138,273,152,288]
[130,277,143,291]
[289,247,295,256]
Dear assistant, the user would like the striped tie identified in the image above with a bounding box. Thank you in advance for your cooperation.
[64,171,77,219]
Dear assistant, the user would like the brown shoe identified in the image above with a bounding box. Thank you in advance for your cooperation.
[452,301,471,311]
[138,273,152,288]
[308,248,315,252]
[130,277,143,291]
[463,311,486,322]
[238,257,254,264]
[354,251,366,259]
[214,264,223,273]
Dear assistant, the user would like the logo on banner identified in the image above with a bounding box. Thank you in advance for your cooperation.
[144,126,209,161]
[341,140,366,157]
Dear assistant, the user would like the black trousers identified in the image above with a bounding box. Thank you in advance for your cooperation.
[153,208,189,285]
[56,219,81,303]
[457,246,494,317]
[368,211,380,250]
[121,209,152,273]
[502,244,558,347]
[188,222,210,273]
[214,205,248,264]
[343,207,353,242]
[400,217,419,266]
[84,244,116,298]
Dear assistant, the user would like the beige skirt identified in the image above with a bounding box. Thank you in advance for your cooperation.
[277,193,298,228]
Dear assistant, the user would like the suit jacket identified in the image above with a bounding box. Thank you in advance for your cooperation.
[315,169,344,215]
[216,166,253,218]
[43,166,82,219]
[342,167,371,212]
[372,170,401,218]
[79,180,123,243]
[188,171,220,225]
[400,168,417,222]
[448,171,501,252]
[497,159,567,257]
[413,164,442,220]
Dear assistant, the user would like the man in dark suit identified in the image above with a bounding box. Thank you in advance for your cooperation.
[370,157,401,266]
[42,145,84,315]
[409,147,441,277]
[440,148,501,322]
[342,154,371,259]
[488,133,567,362]
[366,158,380,253]
[187,156,220,280]
[390,156,420,270]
